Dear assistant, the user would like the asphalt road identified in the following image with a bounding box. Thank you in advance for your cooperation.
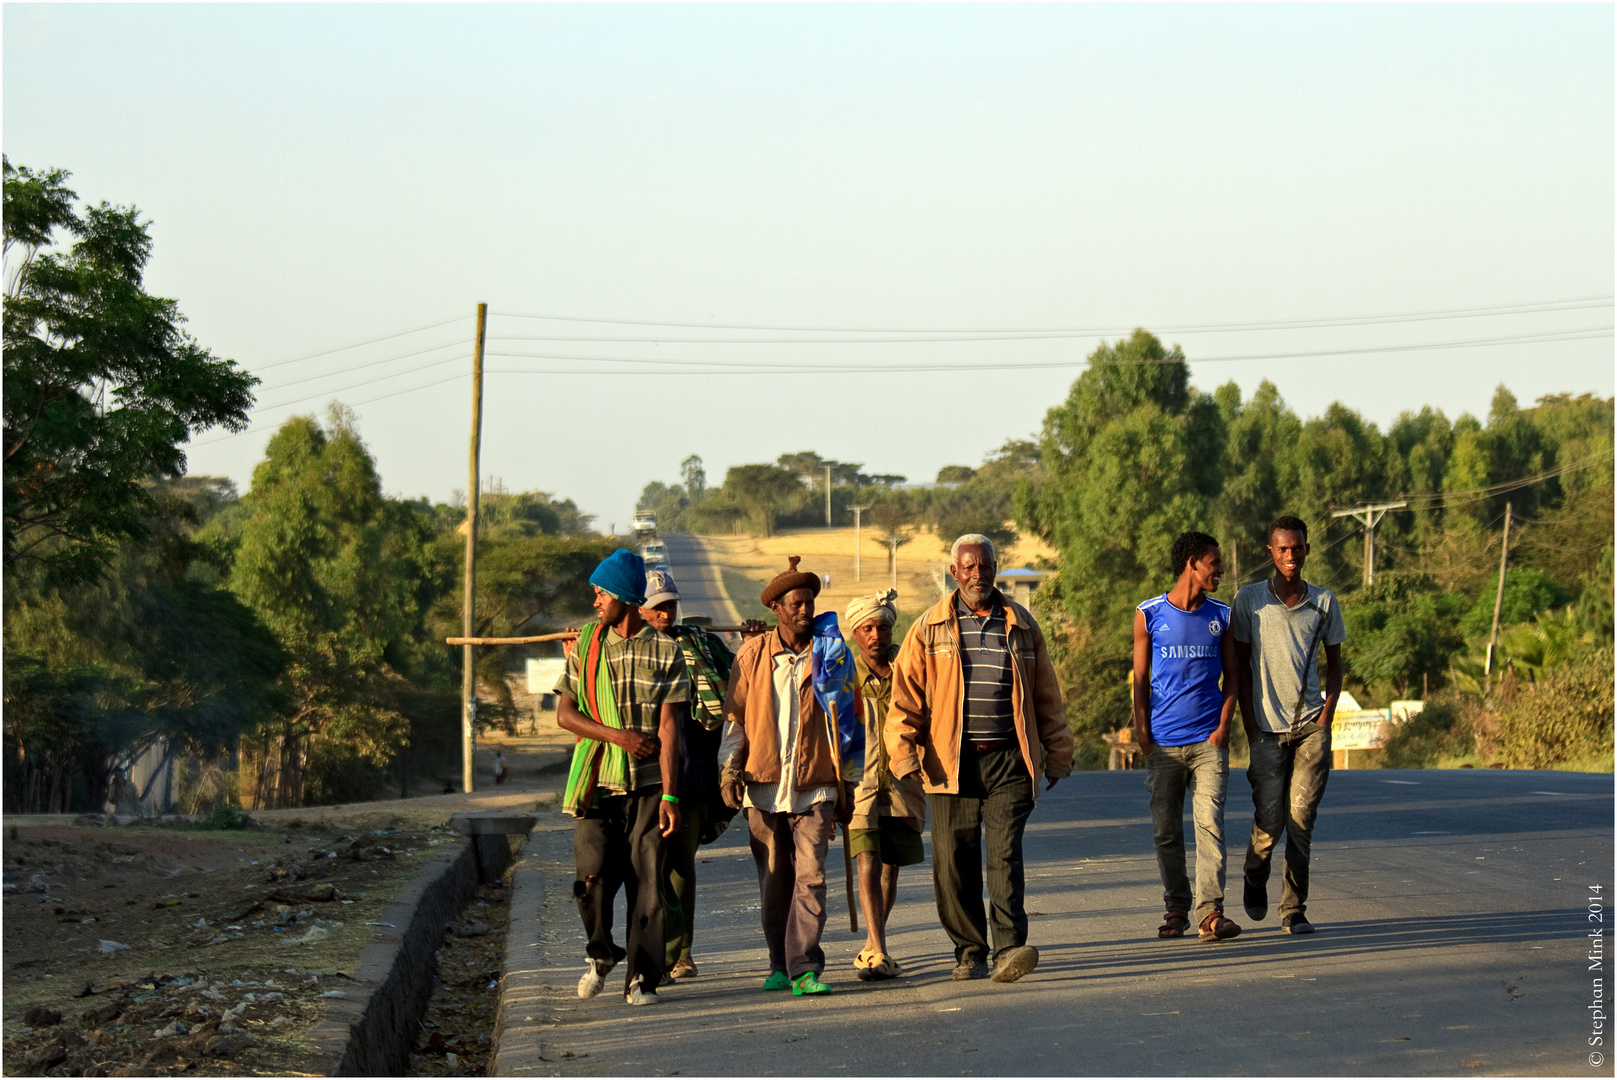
[658,533,741,626]
[505,766,1612,1077]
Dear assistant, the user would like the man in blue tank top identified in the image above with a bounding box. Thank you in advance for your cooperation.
[1132,531,1242,943]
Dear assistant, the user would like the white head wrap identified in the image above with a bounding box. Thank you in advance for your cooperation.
[845,589,898,631]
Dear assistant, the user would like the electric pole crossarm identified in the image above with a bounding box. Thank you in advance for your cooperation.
[1331,500,1407,587]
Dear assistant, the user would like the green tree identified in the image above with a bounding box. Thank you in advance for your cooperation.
[724,463,804,537]
[1458,567,1569,639]
[4,483,284,812]
[1025,332,1224,754]
[224,407,434,807]
[681,454,706,500]
[1340,572,1466,702]
[429,532,610,732]
[3,159,256,581]
[1209,380,1304,583]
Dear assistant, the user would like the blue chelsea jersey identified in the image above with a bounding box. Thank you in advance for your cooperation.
[1138,593,1230,746]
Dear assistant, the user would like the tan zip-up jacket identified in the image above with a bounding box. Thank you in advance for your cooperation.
[720,627,840,789]
[885,589,1074,797]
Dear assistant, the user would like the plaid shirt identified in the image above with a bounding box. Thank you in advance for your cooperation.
[555,625,692,793]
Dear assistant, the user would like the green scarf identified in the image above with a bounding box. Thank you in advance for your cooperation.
[669,625,733,732]
[562,622,630,817]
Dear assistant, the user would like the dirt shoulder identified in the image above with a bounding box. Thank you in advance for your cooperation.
[1,817,452,1076]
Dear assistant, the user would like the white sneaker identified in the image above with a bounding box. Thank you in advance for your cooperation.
[577,957,613,999]
[625,974,660,1006]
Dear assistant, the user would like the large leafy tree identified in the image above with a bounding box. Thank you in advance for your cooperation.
[223,407,434,807]
[4,483,285,812]
[3,159,256,580]
[1023,332,1224,757]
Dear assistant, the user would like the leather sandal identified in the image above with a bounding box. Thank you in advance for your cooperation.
[1198,911,1243,942]
[1158,910,1191,938]
[855,948,902,981]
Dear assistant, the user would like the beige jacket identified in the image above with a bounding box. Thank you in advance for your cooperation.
[849,646,926,831]
[885,589,1074,797]
[720,627,840,789]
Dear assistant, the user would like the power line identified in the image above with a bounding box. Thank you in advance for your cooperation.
[252,338,468,393]
[243,313,470,373]
[477,325,1611,374]
[189,367,470,447]
[488,302,1614,346]
[251,353,467,413]
[490,294,1612,336]
[1401,449,1615,506]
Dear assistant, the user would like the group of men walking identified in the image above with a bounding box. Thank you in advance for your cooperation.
[551,516,1344,1005]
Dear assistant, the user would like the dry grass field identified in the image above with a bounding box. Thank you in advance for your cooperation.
[695,525,1056,630]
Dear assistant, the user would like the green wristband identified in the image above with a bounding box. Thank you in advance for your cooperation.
[661,794,679,804]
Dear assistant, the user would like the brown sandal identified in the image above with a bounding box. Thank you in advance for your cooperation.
[1157,910,1191,938]
[1198,911,1243,942]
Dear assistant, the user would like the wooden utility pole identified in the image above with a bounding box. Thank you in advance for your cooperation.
[1485,501,1513,694]
[851,505,870,581]
[461,303,487,795]
[1331,500,1408,588]
[824,465,832,526]
[888,536,900,590]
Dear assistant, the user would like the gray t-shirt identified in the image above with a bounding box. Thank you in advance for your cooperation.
[1231,580,1346,733]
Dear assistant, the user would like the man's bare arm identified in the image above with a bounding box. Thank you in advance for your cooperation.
[1131,609,1154,754]
[1212,628,1237,749]
[557,692,658,759]
[1234,640,1258,741]
[657,701,683,838]
[1320,643,1343,729]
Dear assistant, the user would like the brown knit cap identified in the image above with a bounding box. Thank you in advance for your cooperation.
[760,555,822,608]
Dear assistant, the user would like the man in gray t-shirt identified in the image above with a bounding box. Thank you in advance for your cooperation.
[1231,515,1344,935]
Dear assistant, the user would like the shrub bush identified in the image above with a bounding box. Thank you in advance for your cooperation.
[1493,646,1614,771]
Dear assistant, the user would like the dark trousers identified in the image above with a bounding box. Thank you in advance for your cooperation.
[573,787,665,994]
[928,742,1036,965]
[661,797,706,966]
[746,802,835,979]
[1244,724,1332,919]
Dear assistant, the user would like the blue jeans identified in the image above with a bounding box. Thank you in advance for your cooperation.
[1144,739,1229,920]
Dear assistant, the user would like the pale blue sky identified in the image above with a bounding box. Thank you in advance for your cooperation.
[6,4,1612,527]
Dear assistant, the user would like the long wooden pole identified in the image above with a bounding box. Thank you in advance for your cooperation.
[1485,501,1513,694]
[462,303,487,795]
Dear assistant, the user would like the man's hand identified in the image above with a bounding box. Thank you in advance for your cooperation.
[658,800,682,839]
[836,781,855,827]
[1134,727,1156,758]
[1209,723,1230,750]
[618,730,660,760]
[720,763,745,810]
[1045,775,1061,792]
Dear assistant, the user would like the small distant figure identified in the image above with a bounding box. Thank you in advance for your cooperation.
[442,779,455,794]
[493,752,510,785]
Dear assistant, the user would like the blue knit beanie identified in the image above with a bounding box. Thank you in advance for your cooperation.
[590,548,648,607]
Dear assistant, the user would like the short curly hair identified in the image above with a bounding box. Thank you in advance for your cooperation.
[1267,515,1309,544]
[1170,531,1220,577]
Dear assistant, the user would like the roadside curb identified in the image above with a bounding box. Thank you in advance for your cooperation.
[491,816,574,1077]
[308,816,528,1077]
[304,841,479,1076]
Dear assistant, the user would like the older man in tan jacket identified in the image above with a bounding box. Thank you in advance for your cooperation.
[887,534,1073,984]
[719,557,841,997]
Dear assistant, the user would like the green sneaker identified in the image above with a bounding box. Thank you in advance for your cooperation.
[761,970,790,991]
[791,972,833,996]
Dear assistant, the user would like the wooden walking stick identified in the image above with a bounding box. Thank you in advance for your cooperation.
[844,823,859,934]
